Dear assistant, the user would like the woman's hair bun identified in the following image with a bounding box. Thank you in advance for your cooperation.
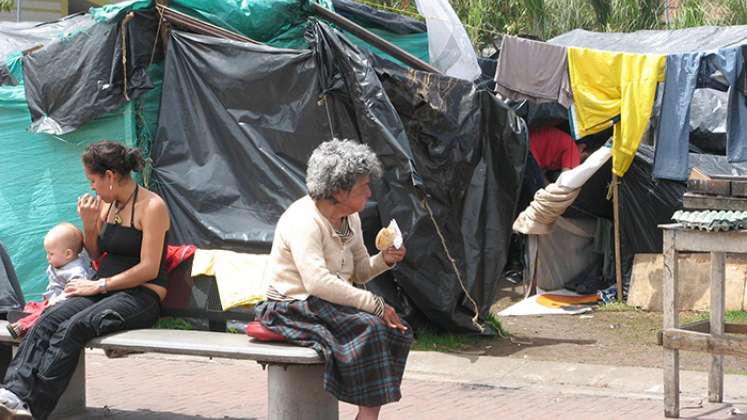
[124,147,144,172]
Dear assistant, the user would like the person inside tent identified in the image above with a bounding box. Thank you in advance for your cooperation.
[503,122,596,285]
[529,122,588,184]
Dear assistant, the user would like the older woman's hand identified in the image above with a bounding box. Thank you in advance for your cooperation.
[382,245,406,266]
[383,304,408,332]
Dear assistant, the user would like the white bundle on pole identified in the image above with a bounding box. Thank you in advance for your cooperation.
[414,0,481,81]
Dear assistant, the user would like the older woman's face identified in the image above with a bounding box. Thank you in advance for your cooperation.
[333,176,372,215]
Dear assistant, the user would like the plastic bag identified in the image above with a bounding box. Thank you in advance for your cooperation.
[414,0,480,81]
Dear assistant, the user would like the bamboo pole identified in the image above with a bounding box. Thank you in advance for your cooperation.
[612,173,623,302]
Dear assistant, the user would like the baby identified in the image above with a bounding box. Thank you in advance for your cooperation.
[7,222,95,338]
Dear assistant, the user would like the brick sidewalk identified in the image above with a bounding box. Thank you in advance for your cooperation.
[70,351,747,420]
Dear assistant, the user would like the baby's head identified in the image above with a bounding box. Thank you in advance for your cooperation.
[44,223,84,268]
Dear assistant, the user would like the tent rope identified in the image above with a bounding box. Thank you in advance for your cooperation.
[149,10,165,67]
[120,13,133,102]
[320,95,337,139]
[421,194,484,333]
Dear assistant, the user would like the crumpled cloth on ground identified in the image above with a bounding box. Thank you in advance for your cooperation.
[191,249,269,311]
[512,183,581,235]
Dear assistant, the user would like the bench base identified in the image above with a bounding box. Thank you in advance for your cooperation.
[0,321,336,419]
[269,364,338,420]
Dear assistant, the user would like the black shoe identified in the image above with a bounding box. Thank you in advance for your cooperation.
[5,323,23,340]
[0,402,31,420]
[505,270,522,285]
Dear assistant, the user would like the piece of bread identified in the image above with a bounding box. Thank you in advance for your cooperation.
[375,226,396,251]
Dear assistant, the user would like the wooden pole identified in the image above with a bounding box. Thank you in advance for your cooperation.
[612,173,623,302]
[310,2,441,75]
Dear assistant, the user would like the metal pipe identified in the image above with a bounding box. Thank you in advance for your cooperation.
[156,4,260,45]
[16,0,21,22]
[310,2,440,75]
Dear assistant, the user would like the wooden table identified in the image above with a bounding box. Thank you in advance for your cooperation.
[660,224,747,418]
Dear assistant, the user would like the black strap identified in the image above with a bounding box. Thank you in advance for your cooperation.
[130,185,140,225]
[105,201,114,221]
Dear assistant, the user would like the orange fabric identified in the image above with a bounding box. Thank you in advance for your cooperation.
[536,294,598,308]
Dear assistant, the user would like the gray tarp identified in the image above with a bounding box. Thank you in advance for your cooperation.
[549,26,747,53]
[0,14,94,62]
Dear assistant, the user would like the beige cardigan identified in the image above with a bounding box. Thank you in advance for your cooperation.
[264,196,391,314]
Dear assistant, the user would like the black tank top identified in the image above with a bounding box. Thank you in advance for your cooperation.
[95,186,168,289]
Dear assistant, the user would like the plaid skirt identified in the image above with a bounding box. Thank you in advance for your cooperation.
[254,296,413,406]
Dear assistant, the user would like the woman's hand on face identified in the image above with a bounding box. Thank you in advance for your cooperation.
[382,245,406,266]
[77,193,101,229]
[64,279,100,297]
[382,304,408,332]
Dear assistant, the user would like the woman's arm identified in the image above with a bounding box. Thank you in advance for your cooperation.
[349,215,396,284]
[77,193,103,258]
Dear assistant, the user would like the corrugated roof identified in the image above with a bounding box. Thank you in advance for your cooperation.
[672,210,747,231]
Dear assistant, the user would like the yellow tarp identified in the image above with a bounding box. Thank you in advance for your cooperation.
[191,249,269,311]
[568,48,665,176]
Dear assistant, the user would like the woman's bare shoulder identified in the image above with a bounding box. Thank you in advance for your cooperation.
[138,187,170,226]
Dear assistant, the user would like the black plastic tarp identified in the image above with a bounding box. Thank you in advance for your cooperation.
[371,55,526,331]
[151,21,525,333]
[22,11,159,135]
[0,242,25,314]
[0,65,16,87]
[331,0,426,34]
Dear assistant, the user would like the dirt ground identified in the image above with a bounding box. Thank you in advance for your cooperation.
[462,283,747,375]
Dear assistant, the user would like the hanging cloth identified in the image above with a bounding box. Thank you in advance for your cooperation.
[567,47,665,176]
[494,36,573,108]
[653,47,747,180]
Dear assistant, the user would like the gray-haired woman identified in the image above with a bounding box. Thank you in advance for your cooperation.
[255,139,412,420]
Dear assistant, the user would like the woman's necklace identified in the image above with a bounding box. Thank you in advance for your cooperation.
[112,185,137,225]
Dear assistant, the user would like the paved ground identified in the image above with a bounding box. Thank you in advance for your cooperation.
[56,349,747,419]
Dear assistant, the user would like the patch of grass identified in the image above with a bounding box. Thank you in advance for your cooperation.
[412,329,482,352]
[154,317,192,330]
[226,326,243,334]
[681,310,747,324]
[412,314,506,352]
[596,301,640,312]
[485,312,508,337]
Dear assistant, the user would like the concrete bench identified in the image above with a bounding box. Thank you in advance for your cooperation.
[0,320,338,419]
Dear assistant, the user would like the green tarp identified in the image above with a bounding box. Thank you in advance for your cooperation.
[0,62,136,300]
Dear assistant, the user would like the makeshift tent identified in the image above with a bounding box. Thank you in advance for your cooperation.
[150,21,524,333]
[0,0,524,333]
[503,26,747,299]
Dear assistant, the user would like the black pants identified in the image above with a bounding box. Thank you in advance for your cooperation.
[3,287,160,420]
